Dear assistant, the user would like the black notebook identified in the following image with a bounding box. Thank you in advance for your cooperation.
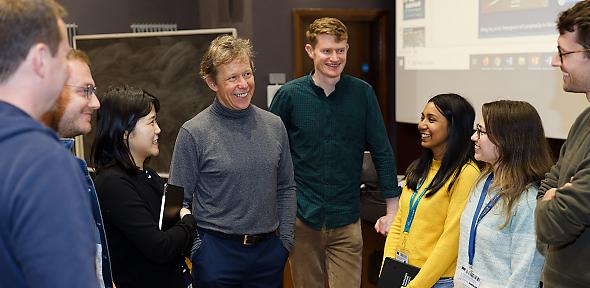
[378,257,420,288]
[158,183,184,231]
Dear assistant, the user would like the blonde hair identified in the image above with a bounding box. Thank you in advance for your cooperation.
[199,35,254,81]
[306,17,348,47]
[67,49,91,66]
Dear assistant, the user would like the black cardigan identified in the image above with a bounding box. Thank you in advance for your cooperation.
[95,165,196,288]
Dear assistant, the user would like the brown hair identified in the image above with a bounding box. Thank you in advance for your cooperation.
[199,35,254,81]
[0,0,66,82]
[306,17,348,47]
[480,100,553,228]
[557,0,590,57]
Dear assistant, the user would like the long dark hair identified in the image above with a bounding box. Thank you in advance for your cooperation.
[405,93,476,197]
[481,100,553,227]
[91,85,160,174]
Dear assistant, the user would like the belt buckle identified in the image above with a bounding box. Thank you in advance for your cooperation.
[243,235,254,246]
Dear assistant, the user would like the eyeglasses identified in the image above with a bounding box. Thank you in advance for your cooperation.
[474,124,487,138]
[557,46,590,63]
[65,84,97,99]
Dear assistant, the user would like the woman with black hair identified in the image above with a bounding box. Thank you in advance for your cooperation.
[382,93,480,288]
[92,85,196,288]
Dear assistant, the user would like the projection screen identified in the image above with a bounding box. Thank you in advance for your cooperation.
[396,0,584,139]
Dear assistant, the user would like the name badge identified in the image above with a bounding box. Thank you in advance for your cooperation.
[457,266,480,288]
[395,250,409,264]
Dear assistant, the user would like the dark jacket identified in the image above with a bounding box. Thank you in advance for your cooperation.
[0,101,97,287]
[536,106,590,287]
[95,164,196,288]
[62,138,113,288]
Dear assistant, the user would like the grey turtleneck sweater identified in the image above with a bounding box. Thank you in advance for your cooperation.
[169,98,296,250]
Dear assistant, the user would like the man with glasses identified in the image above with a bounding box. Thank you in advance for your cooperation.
[535,1,590,286]
[0,0,98,286]
[43,49,99,140]
[41,49,113,288]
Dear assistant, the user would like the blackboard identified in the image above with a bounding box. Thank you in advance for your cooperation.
[73,28,237,176]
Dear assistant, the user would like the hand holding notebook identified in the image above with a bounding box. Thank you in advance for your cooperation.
[378,257,420,288]
[158,183,185,231]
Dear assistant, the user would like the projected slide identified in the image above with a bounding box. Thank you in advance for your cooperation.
[403,27,425,48]
[404,0,425,20]
[395,0,587,139]
[480,0,575,38]
[396,0,578,70]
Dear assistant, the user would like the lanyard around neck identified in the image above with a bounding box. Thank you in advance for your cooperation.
[467,173,500,266]
[403,178,430,233]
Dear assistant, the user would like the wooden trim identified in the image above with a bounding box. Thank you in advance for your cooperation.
[292,9,390,125]
[293,9,388,77]
[375,11,388,124]
[292,11,303,78]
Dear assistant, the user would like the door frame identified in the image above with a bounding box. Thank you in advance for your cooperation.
[292,8,389,125]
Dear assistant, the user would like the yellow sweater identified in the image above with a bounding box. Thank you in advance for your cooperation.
[383,160,480,288]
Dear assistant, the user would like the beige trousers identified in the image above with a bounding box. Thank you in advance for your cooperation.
[289,218,363,288]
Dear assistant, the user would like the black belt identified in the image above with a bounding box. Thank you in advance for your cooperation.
[200,228,276,246]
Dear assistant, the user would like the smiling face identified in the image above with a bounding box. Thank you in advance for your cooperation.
[305,34,348,82]
[127,106,160,167]
[418,102,449,160]
[552,29,590,99]
[55,59,99,137]
[471,121,499,165]
[206,57,254,110]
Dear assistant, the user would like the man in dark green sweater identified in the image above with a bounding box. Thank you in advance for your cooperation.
[535,1,590,286]
[270,17,401,288]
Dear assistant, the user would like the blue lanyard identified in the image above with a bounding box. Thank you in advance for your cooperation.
[403,178,430,233]
[467,174,500,266]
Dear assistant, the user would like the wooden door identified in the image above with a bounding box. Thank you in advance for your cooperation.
[292,9,390,128]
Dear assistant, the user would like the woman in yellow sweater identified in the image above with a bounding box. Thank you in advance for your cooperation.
[382,93,480,288]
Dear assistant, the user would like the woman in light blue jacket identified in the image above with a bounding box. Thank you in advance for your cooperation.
[455,100,553,288]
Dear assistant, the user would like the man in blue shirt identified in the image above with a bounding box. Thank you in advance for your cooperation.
[0,0,98,287]
[42,49,113,288]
